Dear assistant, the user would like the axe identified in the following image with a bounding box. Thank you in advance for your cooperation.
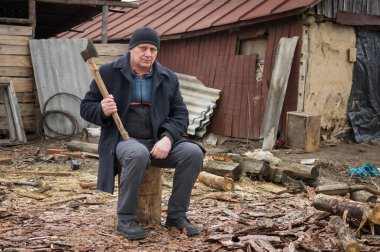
[81,39,130,140]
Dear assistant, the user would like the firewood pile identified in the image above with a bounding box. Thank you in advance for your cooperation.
[0,139,379,251]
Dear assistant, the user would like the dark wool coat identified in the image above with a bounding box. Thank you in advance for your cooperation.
[80,52,190,194]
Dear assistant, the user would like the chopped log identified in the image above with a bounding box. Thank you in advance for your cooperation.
[0,170,72,177]
[351,190,378,204]
[137,166,161,225]
[329,216,360,252]
[66,140,98,154]
[313,194,380,225]
[267,168,289,184]
[203,159,241,180]
[316,183,380,196]
[198,171,234,191]
[279,163,319,180]
[239,158,271,178]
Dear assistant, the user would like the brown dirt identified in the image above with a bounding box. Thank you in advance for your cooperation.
[0,136,379,251]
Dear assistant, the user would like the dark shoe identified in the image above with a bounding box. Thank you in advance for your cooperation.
[117,220,146,240]
[165,216,199,236]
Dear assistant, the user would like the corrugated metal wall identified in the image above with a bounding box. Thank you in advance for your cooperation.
[158,19,302,139]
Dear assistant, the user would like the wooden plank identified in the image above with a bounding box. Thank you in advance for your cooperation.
[0,78,34,92]
[233,55,244,138]
[0,102,35,117]
[0,25,32,36]
[0,55,32,67]
[261,37,299,151]
[178,38,186,74]
[0,86,16,140]
[239,56,252,139]
[0,35,29,46]
[0,92,35,103]
[225,55,239,136]
[0,45,30,55]
[0,66,33,77]
[208,33,220,88]
[0,115,35,131]
[94,43,128,56]
[93,56,119,65]
[7,80,27,142]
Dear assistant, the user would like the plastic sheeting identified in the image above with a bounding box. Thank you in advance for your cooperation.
[348,30,380,142]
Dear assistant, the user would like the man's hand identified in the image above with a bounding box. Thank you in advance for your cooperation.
[101,95,117,117]
[150,136,172,159]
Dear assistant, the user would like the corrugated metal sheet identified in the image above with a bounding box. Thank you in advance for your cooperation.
[29,39,94,137]
[177,73,221,137]
[58,0,320,41]
[29,39,220,138]
[309,0,380,18]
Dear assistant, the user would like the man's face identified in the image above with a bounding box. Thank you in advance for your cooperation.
[130,43,158,72]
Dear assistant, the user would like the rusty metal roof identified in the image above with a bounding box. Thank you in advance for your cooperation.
[59,0,321,41]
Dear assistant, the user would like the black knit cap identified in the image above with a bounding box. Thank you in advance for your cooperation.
[128,27,160,50]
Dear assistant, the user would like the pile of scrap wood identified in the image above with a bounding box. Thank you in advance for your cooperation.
[308,184,380,251]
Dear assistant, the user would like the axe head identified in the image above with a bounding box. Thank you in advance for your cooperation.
[81,39,98,61]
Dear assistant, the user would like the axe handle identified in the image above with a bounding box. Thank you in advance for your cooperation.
[85,58,130,140]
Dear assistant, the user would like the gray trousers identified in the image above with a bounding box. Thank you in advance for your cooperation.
[116,138,203,221]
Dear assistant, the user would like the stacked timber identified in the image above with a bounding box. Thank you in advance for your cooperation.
[0,24,35,133]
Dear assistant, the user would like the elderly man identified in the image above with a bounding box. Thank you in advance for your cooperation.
[80,27,204,240]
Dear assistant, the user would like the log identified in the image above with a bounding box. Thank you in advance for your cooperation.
[203,159,241,180]
[239,158,271,178]
[66,140,98,154]
[351,190,378,204]
[266,168,289,184]
[137,166,161,225]
[315,183,380,197]
[279,163,319,180]
[198,171,234,191]
[313,194,380,225]
[328,216,360,252]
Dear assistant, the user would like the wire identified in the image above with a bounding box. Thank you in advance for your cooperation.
[35,92,82,140]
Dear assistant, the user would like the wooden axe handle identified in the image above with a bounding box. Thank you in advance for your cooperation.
[85,58,130,140]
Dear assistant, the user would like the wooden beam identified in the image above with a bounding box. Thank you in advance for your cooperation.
[0,25,32,36]
[101,4,108,44]
[337,11,380,26]
[0,18,31,26]
[35,0,139,8]
[29,0,36,38]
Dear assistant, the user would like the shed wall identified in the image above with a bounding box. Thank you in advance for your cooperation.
[0,25,36,133]
[302,18,355,134]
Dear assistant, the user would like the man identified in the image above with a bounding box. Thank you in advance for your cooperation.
[80,27,204,240]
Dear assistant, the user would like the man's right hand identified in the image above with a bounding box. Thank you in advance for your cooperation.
[101,95,117,117]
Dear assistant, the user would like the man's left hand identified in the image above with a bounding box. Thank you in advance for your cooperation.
[150,136,172,159]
